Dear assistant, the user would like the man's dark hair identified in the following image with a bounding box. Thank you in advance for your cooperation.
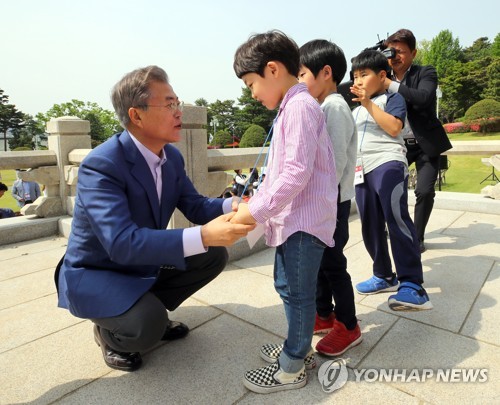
[299,40,347,84]
[0,182,8,192]
[384,29,417,51]
[351,50,390,75]
[234,30,300,78]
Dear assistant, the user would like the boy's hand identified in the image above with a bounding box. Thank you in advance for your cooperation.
[231,196,239,212]
[200,212,256,247]
[350,84,371,107]
[230,202,257,225]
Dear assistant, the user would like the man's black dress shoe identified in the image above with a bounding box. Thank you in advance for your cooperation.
[93,325,142,371]
[161,320,189,341]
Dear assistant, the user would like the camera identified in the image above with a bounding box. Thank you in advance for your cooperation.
[338,38,396,109]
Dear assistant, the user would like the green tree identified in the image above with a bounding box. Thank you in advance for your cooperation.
[492,33,500,57]
[483,57,500,100]
[463,37,491,62]
[210,129,233,148]
[236,87,276,135]
[439,61,469,122]
[423,30,463,78]
[9,114,45,150]
[0,89,25,151]
[414,39,431,65]
[194,98,209,107]
[36,100,122,147]
[438,34,500,121]
[207,99,239,138]
[239,124,266,148]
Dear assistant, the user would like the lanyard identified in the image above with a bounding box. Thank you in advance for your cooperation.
[237,114,278,203]
[354,94,383,153]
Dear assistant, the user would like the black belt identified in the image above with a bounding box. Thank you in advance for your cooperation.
[404,138,418,146]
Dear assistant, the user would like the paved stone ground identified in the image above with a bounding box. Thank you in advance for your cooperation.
[1,206,499,404]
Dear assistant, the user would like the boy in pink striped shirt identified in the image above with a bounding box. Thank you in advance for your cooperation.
[232,30,338,394]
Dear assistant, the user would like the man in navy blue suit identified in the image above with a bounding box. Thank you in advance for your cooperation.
[56,66,255,371]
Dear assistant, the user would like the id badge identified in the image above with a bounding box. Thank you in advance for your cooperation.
[354,157,364,185]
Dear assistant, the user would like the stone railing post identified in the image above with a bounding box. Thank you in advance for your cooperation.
[46,116,91,214]
[168,105,208,229]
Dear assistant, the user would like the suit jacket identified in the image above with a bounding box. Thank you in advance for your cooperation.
[57,130,224,319]
[11,180,41,206]
[393,65,452,157]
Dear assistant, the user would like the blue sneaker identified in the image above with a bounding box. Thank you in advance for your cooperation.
[355,274,398,295]
[388,282,433,311]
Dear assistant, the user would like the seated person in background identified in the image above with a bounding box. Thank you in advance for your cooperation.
[248,167,259,194]
[0,182,15,219]
[233,169,248,196]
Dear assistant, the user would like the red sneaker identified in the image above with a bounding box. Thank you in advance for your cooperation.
[313,312,335,334]
[315,319,362,356]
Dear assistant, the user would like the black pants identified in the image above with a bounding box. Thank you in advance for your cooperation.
[91,247,228,353]
[406,143,440,242]
[316,199,357,330]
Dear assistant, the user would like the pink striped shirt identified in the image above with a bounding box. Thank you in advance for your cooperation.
[249,83,338,247]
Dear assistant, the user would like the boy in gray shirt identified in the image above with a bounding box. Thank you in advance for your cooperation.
[299,39,362,356]
[350,50,432,311]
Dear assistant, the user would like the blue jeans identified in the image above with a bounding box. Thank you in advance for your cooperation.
[274,231,326,373]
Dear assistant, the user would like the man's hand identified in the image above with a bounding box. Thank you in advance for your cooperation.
[200,212,256,247]
[230,202,257,225]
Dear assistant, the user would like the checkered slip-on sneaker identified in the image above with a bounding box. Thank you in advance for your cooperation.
[243,361,307,394]
[259,343,316,369]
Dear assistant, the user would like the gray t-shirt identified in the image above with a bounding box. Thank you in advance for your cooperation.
[352,92,408,174]
[322,93,357,202]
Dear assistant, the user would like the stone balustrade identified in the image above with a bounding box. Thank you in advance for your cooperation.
[1,108,500,247]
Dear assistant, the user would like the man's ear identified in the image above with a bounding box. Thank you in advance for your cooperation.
[411,49,417,60]
[128,107,144,128]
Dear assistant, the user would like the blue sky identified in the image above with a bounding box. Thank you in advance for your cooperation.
[2,0,499,117]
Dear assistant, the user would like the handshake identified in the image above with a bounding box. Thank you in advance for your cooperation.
[200,198,257,248]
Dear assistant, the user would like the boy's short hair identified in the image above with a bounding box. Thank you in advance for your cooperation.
[351,50,390,75]
[0,182,8,192]
[299,40,347,84]
[233,30,300,78]
[384,29,416,51]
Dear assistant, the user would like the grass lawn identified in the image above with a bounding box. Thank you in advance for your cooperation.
[0,170,21,213]
[412,132,500,193]
[447,132,500,141]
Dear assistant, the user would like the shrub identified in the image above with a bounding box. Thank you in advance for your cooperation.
[478,117,500,133]
[239,124,266,148]
[443,118,500,134]
[464,99,500,122]
[210,130,233,148]
[443,122,471,133]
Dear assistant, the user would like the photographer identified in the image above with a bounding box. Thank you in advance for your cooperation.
[383,29,452,253]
